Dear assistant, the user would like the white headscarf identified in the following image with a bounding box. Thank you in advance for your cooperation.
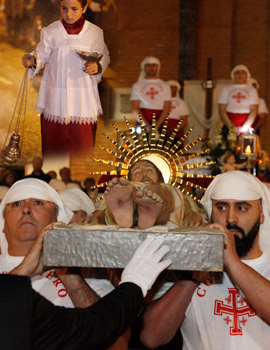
[138,56,161,82]
[0,178,73,253]
[49,178,66,191]
[58,187,95,216]
[66,182,81,190]
[167,80,181,98]
[200,171,270,254]
[230,64,251,81]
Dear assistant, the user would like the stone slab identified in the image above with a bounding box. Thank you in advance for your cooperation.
[43,226,224,271]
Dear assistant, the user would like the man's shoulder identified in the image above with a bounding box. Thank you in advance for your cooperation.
[220,84,233,93]
[0,253,24,274]
[242,253,270,276]
[231,84,256,93]
[157,78,170,86]
[175,97,188,107]
[146,78,168,86]
[218,84,239,101]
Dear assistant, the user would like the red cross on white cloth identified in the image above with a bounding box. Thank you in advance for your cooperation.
[146,87,159,99]
[214,288,256,335]
[232,92,246,103]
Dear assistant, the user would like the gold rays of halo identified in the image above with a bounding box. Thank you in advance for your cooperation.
[89,114,215,202]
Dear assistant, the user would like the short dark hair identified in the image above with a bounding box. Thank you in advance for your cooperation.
[60,167,70,175]
[60,0,88,7]
[128,160,164,183]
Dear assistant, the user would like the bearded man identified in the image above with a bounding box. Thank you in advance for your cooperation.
[139,170,270,350]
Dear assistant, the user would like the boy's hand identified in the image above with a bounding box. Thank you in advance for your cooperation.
[83,61,101,75]
[22,54,34,68]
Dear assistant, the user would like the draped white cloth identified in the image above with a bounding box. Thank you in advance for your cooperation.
[183,79,232,149]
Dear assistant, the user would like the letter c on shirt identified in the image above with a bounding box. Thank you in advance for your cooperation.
[197,287,206,298]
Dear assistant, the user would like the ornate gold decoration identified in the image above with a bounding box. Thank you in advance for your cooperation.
[90,114,215,202]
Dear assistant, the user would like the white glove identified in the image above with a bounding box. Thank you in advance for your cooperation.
[120,235,171,296]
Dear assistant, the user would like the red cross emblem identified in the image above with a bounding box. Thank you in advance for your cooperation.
[214,288,256,335]
[232,92,246,103]
[146,87,159,99]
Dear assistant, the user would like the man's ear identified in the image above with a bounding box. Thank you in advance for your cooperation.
[3,222,6,234]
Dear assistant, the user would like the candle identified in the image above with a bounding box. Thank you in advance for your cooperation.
[245,145,252,154]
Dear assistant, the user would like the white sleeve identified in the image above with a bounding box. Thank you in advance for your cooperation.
[90,29,110,83]
[86,278,115,298]
[28,27,52,79]
[152,281,174,301]
[164,83,172,101]
[100,43,110,74]
[180,99,190,116]
[259,98,269,114]
[250,87,259,105]
[217,87,228,104]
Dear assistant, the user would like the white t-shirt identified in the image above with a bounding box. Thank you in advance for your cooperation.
[30,20,110,125]
[130,79,171,110]
[259,98,269,114]
[0,253,114,307]
[169,97,189,120]
[217,84,259,113]
[181,253,270,350]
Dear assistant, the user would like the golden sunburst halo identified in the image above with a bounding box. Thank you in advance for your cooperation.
[89,114,215,202]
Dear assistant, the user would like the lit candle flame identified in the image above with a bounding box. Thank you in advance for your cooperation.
[245,145,252,154]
